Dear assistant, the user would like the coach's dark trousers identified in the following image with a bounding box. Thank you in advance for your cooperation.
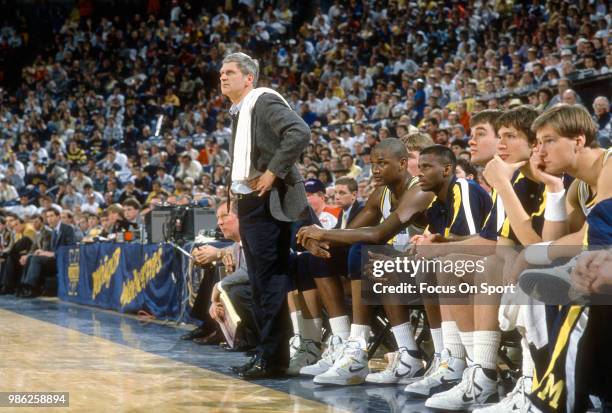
[237,192,291,368]
[22,255,56,288]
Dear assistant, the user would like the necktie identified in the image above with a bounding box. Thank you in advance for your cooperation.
[51,229,58,248]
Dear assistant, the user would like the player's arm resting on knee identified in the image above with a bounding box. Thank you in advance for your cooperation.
[304,185,433,245]
[297,187,385,246]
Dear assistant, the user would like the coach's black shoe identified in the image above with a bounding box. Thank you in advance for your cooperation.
[0,286,14,295]
[180,326,212,341]
[231,355,258,374]
[238,357,286,380]
[20,286,40,299]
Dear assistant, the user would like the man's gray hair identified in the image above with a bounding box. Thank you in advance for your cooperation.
[223,52,259,86]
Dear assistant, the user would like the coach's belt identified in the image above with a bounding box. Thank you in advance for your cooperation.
[234,192,260,200]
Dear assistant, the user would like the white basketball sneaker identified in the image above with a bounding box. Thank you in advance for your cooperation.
[365,347,426,384]
[313,338,369,386]
[472,375,532,413]
[299,334,344,377]
[404,349,466,398]
[287,338,322,376]
[424,365,499,411]
[402,352,442,385]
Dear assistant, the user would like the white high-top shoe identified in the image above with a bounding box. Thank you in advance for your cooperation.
[365,347,426,384]
[313,338,369,386]
[424,364,499,411]
[299,334,344,377]
[404,349,466,398]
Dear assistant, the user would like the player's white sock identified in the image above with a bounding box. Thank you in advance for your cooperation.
[391,321,418,351]
[474,330,501,371]
[349,324,371,348]
[442,320,466,358]
[329,315,351,340]
[459,330,474,361]
[290,310,303,335]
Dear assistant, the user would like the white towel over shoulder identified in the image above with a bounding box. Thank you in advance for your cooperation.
[231,87,291,182]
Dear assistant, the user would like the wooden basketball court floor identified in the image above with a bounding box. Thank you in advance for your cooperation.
[0,296,432,412]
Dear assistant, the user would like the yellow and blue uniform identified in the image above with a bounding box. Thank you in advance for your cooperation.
[379,176,425,248]
[425,177,492,237]
[480,170,546,243]
[529,150,612,413]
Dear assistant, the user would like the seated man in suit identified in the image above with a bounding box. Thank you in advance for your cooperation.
[20,208,77,298]
[183,201,256,349]
[17,213,52,287]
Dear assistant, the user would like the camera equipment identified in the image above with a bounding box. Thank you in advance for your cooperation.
[145,205,217,244]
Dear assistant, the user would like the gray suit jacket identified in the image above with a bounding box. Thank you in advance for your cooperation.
[230,92,310,222]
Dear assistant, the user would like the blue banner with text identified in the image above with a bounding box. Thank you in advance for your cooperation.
[57,243,181,319]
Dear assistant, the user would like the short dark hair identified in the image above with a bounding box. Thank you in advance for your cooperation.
[470,109,503,129]
[373,137,409,159]
[420,144,457,169]
[495,105,539,145]
[456,158,479,179]
[335,177,358,193]
[44,208,60,216]
[122,197,141,210]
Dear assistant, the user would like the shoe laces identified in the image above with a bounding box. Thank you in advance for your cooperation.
[289,334,301,350]
[501,376,530,407]
[423,354,441,377]
[380,352,400,374]
[335,339,363,367]
[321,335,343,363]
[456,365,478,396]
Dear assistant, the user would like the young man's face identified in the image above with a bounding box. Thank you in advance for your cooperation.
[497,125,533,164]
[536,124,580,175]
[468,122,498,166]
[371,148,405,187]
[124,206,139,221]
[417,153,452,193]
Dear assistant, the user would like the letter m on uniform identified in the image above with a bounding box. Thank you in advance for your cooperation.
[536,373,564,410]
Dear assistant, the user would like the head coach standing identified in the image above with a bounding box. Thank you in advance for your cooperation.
[220,52,310,379]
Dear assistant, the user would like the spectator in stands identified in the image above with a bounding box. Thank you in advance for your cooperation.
[593,96,611,148]
[122,198,143,228]
[10,194,37,219]
[0,179,18,207]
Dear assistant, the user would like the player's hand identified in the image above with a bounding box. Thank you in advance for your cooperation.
[528,150,564,191]
[571,250,612,294]
[483,155,526,188]
[297,225,325,244]
[302,238,331,259]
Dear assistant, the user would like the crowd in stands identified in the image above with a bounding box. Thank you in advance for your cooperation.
[0,0,609,292]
